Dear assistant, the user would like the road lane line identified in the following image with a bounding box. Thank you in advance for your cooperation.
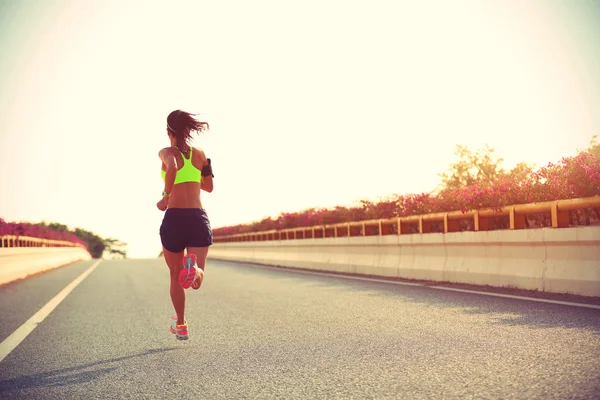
[236,262,600,310]
[0,260,102,363]
[427,285,600,310]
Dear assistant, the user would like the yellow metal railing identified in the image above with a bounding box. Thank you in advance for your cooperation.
[0,235,86,248]
[213,196,600,243]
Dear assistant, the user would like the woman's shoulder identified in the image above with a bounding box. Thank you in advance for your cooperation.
[158,146,177,158]
[191,146,208,165]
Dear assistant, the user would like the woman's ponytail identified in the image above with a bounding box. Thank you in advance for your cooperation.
[167,110,209,152]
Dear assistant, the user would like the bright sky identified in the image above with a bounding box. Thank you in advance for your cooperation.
[0,0,599,258]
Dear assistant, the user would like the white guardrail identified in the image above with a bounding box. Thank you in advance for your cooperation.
[0,236,91,285]
[208,226,600,297]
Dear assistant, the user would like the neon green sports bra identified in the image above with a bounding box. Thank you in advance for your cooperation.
[161,147,202,184]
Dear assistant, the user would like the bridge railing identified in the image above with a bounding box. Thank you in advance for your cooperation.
[213,196,600,243]
[0,235,86,248]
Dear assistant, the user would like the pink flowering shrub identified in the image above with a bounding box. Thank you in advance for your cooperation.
[533,152,600,200]
[0,219,87,247]
[213,152,600,236]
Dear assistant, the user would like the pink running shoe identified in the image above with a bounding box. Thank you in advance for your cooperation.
[170,316,189,340]
[178,254,198,289]
[191,268,204,290]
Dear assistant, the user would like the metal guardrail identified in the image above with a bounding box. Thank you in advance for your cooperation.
[213,196,600,243]
[0,235,85,248]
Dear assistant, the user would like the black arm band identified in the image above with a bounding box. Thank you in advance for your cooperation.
[202,158,214,178]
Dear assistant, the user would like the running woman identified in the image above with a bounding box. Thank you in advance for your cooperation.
[157,110,214,340]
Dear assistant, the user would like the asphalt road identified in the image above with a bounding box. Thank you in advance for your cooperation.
[0,258,599,399]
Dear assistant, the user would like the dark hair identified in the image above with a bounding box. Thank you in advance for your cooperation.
[166,110,209,151]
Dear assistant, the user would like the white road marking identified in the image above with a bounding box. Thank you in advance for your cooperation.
[0,259,102,363]
[236,262,600,310]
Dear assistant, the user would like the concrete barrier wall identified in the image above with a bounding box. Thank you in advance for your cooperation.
[0,247,92,286]
[208,226,600,297]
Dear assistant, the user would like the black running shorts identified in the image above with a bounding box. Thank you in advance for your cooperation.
[160,208,213,253]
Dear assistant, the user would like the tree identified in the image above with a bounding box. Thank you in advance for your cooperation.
[437,145,505,191]
[48,222,68,233]
[72,228,106,258]
[103,237,128,259]
[580,135,599,159]
[71,227,128,259]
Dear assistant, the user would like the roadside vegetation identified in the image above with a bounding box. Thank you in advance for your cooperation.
[214,136,600,236]
[0,220,127,259]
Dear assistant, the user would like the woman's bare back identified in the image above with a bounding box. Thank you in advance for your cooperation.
[161,146,209,209]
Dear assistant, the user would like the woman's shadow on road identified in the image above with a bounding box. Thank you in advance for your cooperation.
[0,347,179,392]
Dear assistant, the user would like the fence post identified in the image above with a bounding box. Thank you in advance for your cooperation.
[474,211,489,231]
[419,216,431,234]
[551,201,569,228]
[509,206,526,230]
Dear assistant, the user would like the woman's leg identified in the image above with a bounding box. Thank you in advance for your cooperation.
[162,246,186,324]
[187,208,212,289]
[187,246,209,289]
